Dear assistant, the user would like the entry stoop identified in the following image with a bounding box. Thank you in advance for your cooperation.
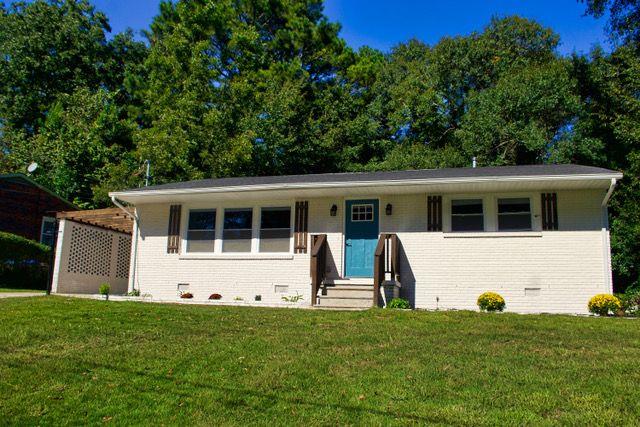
[315,280,374,309]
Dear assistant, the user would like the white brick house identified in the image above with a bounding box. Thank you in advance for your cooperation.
[107,164,622,314]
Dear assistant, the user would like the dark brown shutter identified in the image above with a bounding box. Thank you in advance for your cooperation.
[541,193,558,231]
[427,196,442,231]
[167,204,182,253]
[294,201,309,254]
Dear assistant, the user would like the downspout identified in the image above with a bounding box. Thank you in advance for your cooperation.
[601,178,617,294]
[602,178,617,208]
[111,196,139,293]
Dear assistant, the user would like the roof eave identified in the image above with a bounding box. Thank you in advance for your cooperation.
[109,172,623,201]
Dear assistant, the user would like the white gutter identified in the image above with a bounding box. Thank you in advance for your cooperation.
[602,178,617,207]
[109,173,623,199]
[111,196,140,293]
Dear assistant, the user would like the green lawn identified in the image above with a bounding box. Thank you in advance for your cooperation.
[0,287,45,293]
[1,298,638,425]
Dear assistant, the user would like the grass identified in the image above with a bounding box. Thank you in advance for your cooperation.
[1,297,639,425]
[0,287,45,293]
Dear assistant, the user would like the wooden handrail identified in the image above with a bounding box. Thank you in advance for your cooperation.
[310,234,327,306]
[373,234,400,307]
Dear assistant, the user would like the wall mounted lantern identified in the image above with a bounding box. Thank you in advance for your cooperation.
[386,203,393,215]
[330,204,338,217]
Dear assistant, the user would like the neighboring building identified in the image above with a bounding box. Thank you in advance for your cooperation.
[105,164,620,314]
[0,174,75,246]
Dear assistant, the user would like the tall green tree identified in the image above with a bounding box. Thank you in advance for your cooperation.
[135,0,351,184]
[579,0,640,290]
[0,0,147,206]
[582,0,640,45]
[6,89,136,206]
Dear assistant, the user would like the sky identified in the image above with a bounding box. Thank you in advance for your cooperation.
[86,0,610,55]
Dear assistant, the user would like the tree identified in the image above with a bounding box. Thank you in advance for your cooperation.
[5,89,136,206]
[582,0,640,45]
[457,61,582,165]
[135,0,352,183]
[0,0,111,133]
[571,46,640,290]
[0,0,147,206]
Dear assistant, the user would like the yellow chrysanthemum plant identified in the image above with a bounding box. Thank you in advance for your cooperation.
[588,294,622,316]
[477,292,506,312]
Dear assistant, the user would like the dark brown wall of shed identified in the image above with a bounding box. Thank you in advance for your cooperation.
[0,180,74,241]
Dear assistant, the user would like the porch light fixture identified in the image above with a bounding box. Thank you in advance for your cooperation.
[386,203,393,215]
[330,204,337,216]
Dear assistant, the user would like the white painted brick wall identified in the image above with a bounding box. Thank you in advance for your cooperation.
[132,188,611,313]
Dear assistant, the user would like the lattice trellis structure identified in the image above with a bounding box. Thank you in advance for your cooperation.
[52,217,132,295]
[116,235,132,279]
[67,225,113,276]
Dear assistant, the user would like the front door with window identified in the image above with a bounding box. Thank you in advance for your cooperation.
[344,199,379,277]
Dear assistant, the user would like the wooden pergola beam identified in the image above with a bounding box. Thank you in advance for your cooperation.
[57,207,134,234]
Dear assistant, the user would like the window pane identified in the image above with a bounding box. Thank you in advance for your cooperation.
[452,199,483,215]
[187,210,215,252]
[260,229,290,252]
[498,198,530,214]
[223,229,252,252]
[452,215,484,231]
[261,208,290,229]
[351,204,373,222]
[451,199,483,232]
[41,218,56,247]
[224,209,252,230]
[260,208,290,253]
[498,198,531,231]
[187,230,215,252]
[188,210,216,230]
[498,214,532,231]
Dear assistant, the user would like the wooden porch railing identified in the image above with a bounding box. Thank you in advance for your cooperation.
[373,234,400,307]
[310,234,327,306]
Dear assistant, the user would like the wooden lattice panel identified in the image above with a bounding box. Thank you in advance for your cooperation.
[116,235,132,279]
[67,224,112,276]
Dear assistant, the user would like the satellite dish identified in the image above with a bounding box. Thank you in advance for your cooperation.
[27,162,38,173]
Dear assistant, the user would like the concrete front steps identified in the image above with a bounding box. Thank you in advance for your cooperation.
[315,279,375,309]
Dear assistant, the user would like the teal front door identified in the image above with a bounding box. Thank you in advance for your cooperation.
[345,199,379,277]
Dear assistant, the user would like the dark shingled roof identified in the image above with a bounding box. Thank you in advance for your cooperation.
[120,164,620,193]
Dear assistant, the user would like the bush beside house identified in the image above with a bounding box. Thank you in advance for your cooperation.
[477,292,506,312]
[0,231,51,290]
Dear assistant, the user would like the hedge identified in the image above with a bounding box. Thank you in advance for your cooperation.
[0,231,51,263]
[0,232,52,290]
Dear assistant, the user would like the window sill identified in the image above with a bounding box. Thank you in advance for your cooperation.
[179,253,295,260]
[443,231,542,238]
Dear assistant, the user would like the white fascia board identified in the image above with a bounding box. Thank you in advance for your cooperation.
[109,172,622,200]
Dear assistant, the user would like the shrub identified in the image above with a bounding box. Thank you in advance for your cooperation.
[180,292,193,299]
[618,290,640,317]
[99,283,110,300]
[0,232,51,290]
[588,294,621,316]
[477,292,506,312]
[209,293,222,300]
[282,292,304,303]
[388,298,410,309]
[0,232,51,263]
[126,289,140,297]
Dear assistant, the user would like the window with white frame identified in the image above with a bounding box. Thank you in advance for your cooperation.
[451,199,484,232]
[187,210,216,252]
[223,209,253,252]
[497,198,532,231]
[351,204,374,222]
[259,207,291,253]
[40,217,56,247]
